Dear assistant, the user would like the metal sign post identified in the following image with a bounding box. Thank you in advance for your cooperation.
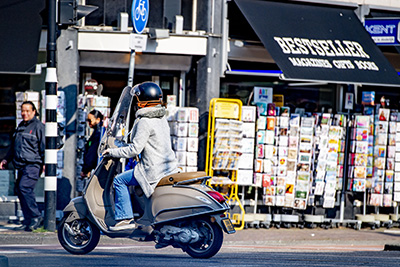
[127,0,149,87]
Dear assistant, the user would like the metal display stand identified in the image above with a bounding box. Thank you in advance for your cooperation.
[206,98,245,230]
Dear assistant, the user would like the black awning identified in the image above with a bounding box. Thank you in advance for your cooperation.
[235,0,400,86]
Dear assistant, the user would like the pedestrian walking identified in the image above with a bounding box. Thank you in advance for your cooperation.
[80,109,103,178]
[0,101,45,231]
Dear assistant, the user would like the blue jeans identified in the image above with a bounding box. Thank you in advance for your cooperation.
[113,163,139,221]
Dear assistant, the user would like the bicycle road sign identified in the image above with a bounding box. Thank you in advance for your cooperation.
[132,0,149,34]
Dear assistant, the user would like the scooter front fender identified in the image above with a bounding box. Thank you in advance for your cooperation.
[63,197,88,223]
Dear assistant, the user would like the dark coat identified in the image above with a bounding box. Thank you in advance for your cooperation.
[82,123,102,174]
[5,117,45,169]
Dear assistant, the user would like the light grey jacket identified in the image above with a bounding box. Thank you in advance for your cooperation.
[108,106,178,198]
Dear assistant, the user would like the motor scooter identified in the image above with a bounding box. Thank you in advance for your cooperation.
[57,86,235,258]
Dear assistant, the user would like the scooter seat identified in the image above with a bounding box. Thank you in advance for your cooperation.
[156,171,207,187]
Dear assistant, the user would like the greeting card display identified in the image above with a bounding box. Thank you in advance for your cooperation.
[212,119,243,170]
[349,115,371,192]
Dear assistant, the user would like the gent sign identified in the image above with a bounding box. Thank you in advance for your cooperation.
[364,19,400,46]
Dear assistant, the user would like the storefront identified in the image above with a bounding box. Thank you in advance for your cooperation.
[213,0,400,228]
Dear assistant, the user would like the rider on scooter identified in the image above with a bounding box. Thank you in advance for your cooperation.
[103,82,178,231]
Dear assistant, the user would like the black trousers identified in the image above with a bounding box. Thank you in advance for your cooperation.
[16,164,41,225]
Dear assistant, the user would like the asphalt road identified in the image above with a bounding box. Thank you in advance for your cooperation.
[1,223,400,267]
[1,243,400,267]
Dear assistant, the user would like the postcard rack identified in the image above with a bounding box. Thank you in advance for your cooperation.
[205,98,245,230]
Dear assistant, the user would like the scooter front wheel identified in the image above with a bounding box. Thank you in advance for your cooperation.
[57,214,100,255]
[185,218,223,259]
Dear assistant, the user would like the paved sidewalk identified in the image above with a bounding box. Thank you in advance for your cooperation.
[1,220,400,250]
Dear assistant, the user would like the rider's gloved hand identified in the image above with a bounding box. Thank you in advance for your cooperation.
[102,149,111,157]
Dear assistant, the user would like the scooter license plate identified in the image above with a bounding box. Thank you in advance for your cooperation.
[222,218,236,234]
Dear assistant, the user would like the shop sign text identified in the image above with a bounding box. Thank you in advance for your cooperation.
[273,36,379,71]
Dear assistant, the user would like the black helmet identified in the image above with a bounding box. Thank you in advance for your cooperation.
[131,82,163,108]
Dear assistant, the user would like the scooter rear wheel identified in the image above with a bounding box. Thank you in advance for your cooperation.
[57,214,100,255]
[185,218,223,259]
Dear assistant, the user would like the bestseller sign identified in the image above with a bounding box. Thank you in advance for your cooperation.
[235,0,400,86]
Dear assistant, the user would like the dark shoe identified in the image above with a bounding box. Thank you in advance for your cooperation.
[28,217,43,231]
[109,219,136,231]
[13,224,29,231]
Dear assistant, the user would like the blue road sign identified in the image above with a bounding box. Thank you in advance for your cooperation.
[132,0,149,34]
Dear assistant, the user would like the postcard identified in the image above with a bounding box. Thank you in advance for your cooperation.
[390,121,397,134]
[280,116,289,127]
[314,181,325,195]
[372,179,383,194]
[265,130,275,145]
[262,174,271,187]
[299,143,312,154]
[301,117,314,128]
[375,157,386,170]
[325,171,337,181]
[290,114,300,127]
[293,198,307,210]
[257,116,267,130]
[279,136,289,147]
[288,136,299,148]
[276,186,286,196]
[267,103,276,116]
[297,171,311,182]
[369,193,383,206]
[315,170,326,181]
[355,141,368,154]
[375,145,387,158]
[378,108,390,121]
[287,160,296,172]
[287,149,297,160]
[322,197,335,209]
[266,116,275,131]
[355,128,368,141]
[356,115,370,128]
[383,194,392,207]
[388,146,395,159]
[284,196,295,208]
[325,161,337,172]
[298,153,312,163]
[286,171,296,183]
[279,157,288,167]
[285,183,295,194]
[354,166,367,178]
[387,158,394,170]
[376,121,389,134]
[394,192,400,202]
[297,163,310,172]
[354,154,368,167]
[300,135,313,144]
[375,134,388,146]
[384,182,393,194]
[264,195,275,206]
[300,127,314,136]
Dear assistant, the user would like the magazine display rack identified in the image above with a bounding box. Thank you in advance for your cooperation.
[206,98,245,230]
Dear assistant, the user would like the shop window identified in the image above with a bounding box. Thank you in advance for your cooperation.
[220,81,336,113]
